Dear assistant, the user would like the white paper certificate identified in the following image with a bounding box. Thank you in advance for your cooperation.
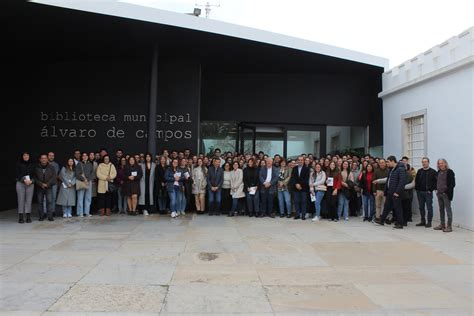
[327,177,334,187]
[131,171,138,177]
[310,193,316,202]
[249,186,257,195]
[174,172,182,186]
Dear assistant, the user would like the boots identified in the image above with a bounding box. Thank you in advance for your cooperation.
[425,221,432,228]
[443,225,453,233]
[26,214,32,223]
[105,208,111,216]
[415,220,426,227]
[99,208,105,216]
[433,224,445,230]
[19,214,24,224]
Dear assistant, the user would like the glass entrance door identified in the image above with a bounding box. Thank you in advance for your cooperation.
[239,124,255,154]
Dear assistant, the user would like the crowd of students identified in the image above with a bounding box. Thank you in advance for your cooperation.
[15,147,456,231]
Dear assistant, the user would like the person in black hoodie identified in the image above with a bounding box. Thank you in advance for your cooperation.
[375,156,406,229]
[243,158,259,217]
[16,152,35,223]
[434,159,456,232]
[33,153,57,221]
[415,157,438,228]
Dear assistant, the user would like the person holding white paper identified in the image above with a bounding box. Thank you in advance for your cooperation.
[243,158,259,217]
[16,152,35,223]
[229,161,245,216]
[165,158,184,218]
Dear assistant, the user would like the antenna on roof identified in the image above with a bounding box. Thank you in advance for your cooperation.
[195,2,220,18]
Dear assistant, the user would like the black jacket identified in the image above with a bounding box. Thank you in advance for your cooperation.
[33,163,57,188]
[439,169,456,201]
[415,167,437,192]
[243,166,259,191]
[16,161,35,182]
[384,162,407,196]
[289,165,310,192]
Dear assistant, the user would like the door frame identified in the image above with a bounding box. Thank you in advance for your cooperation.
[237,122,326,157]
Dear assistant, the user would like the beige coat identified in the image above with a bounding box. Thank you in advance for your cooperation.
[96,162,117,194]
[230,169,245,199]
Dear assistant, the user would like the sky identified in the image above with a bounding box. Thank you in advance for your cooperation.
[122,0,473,68]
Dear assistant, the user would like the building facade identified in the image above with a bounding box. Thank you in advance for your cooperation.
[2,1,387,210]
[380,27,473,229]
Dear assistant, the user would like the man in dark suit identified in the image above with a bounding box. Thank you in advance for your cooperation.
[207,158,224,215]
[258,158,279,218]
[290,156,310,220]
[375,155,407,229]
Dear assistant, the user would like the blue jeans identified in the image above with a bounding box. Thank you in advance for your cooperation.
[231,198,239,212]
[208,188,222,213]
[260,188,274,216]
[362,194,375,220]
[76,182,92,216]
[37,188,53,217]
[313,190,325,217]
[246,192,259,215]
[168,186,180,213]
[177,190,186,212]
[278,190,292,215]
[417,191,434,223]
[62,205,72,216]
[293,190,307,218]
[44,184,59,214]
[338,193,349,219]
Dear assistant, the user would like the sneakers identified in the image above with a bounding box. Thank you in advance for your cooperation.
[171,211,177,218]
[63,214,67,218]
[312,216,320,222]
[344,217,349,221]
[67,214,72,218]
[180,211,186,216]
[143,210,149,216]
[87,214,93,217]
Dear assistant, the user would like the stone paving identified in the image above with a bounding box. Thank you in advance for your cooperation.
[0,209,473,315]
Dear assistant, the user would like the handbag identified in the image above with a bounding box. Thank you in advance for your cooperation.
[75,163,88,190]
[107,164,117,193]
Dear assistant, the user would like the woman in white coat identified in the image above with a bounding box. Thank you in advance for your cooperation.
[192,158,207,214]
[228,161,245,217]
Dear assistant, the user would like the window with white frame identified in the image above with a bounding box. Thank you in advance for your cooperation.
[403,111,426,169]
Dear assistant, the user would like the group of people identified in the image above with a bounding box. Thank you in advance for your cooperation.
[15,147,456,231]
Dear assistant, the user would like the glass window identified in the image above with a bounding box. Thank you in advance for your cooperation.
[287,130,321,159]
[404,115,425,169]
[255,127,284,157]
[326,126,366,155]
[200,122,237,155]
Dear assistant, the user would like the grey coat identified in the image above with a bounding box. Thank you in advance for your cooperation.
[75,161,94,181]
[139,162,155,205]
[56,167,76,206]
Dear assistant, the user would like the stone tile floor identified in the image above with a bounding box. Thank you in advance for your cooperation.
[0,209,472,315]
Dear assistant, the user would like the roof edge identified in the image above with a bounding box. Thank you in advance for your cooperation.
[29,0,388,69]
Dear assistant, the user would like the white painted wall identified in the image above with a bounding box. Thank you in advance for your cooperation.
[382,64,473,229]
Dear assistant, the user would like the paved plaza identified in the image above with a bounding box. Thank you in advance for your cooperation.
[0,209,473,315]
